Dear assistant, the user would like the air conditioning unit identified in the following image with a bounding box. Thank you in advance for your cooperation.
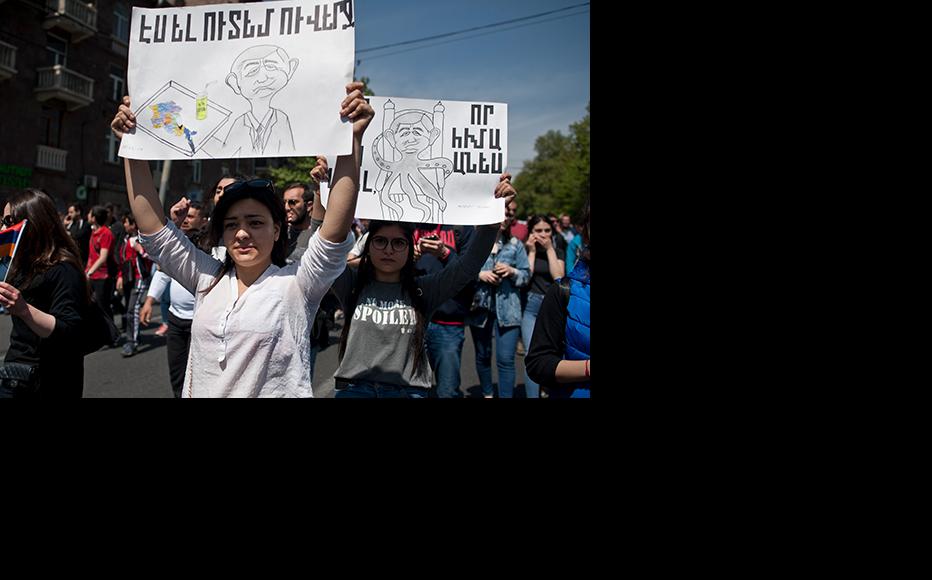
[83,174,98,189]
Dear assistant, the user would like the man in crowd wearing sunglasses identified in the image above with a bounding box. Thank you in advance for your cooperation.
[282,182,316,259]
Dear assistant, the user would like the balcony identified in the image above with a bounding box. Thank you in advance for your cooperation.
[0,41,16,81]
[36,145,68,173]
[34,65,94,110]
[43,0,98,43]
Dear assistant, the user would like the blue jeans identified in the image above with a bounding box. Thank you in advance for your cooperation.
[426,322,466,398]
[334,380,430,399]
[470,318,521,398]
[521,292,545,398]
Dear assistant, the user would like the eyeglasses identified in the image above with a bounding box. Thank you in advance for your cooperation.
[2,215,15,227]
[285,199,302,207]
[371,236,409,252]
[223,179,275,196]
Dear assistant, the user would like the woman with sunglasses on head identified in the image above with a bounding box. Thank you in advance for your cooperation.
[110,83,374,397]
[330,175,517,398]
[0,189,90,397]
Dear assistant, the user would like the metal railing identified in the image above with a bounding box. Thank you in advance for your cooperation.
[46,0,97,29]
[36,145,68,172]
[36,65,94,101]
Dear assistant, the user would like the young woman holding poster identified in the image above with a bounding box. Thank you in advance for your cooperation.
[329,175,515,399]
[109,83,374,397]
[0,189,90,397]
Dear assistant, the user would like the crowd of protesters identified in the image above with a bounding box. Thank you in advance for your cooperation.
[0,91,589,399]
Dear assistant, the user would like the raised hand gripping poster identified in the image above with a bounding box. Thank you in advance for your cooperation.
[119,0,356,161]
[323,96,508,226]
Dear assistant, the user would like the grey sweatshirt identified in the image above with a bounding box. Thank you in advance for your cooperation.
[332,224,498,388]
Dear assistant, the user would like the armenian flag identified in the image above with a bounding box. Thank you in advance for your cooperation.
[0,219,27,282]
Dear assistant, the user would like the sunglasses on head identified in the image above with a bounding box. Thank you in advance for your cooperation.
[223,179,275,196]
[2,215,15,227]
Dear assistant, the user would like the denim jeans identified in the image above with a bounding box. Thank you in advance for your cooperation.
[470,317,521,398]
[521,292,545,398]
[426,322,466,398]
[334,380,430,398]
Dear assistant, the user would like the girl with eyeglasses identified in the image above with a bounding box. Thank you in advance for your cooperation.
[330,175,517,398]
[0,189,90,397]
[109,83,374,397]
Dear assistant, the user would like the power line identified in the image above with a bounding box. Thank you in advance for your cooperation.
[357,8,589,64]
[357,2,590,54]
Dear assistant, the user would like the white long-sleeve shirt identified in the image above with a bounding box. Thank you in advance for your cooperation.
[139,221,353,397]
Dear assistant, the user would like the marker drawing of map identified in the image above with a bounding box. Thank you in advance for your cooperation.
[134,81,232,158]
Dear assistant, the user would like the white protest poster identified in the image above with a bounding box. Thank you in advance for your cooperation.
[322,96,508,226]
[119,0,356,161]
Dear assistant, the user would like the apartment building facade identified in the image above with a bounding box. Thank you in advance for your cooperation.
[0,0,262,212]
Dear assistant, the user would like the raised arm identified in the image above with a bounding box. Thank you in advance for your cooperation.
[317,82,374,244]
[309,157,327,236]
[111,96,167,235]
[419,174,518,313]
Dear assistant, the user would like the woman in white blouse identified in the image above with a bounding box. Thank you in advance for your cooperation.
[109,83,373,397]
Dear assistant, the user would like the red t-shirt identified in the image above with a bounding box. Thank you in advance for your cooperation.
[87,226,115,280]
[510,221,529,242]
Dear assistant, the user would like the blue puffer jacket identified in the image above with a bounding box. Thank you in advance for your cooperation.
[467,236,530,329]
[563,260,590,398]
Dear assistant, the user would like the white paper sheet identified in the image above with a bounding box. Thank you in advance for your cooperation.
[119,0,356,161]
[322,96,508,226]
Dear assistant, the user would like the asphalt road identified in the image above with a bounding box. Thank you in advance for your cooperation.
[0,309,529,398]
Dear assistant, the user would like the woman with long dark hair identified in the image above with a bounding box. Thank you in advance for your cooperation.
[330,176,515,398]
[525,199,590,398]
[110,84,374,397]
[0,189,89,397]
[521,214,566,397]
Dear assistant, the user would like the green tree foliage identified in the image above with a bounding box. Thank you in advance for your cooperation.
[513,103,590,219]
[262,78,375,186]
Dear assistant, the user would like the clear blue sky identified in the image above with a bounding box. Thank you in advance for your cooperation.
[352,0,590,175]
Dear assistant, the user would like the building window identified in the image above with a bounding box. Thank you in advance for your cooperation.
[40,108,63,147]
[109,66,125,102]
[113,3,130,44]
[191,160,202,184]
[46,33,67,67]
[105,131,119,164]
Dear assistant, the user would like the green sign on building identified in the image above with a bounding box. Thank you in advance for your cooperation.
[0,165,33,189]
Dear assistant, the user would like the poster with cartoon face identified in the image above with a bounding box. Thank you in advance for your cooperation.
[119,0,356,160]
[322,96,508,226]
